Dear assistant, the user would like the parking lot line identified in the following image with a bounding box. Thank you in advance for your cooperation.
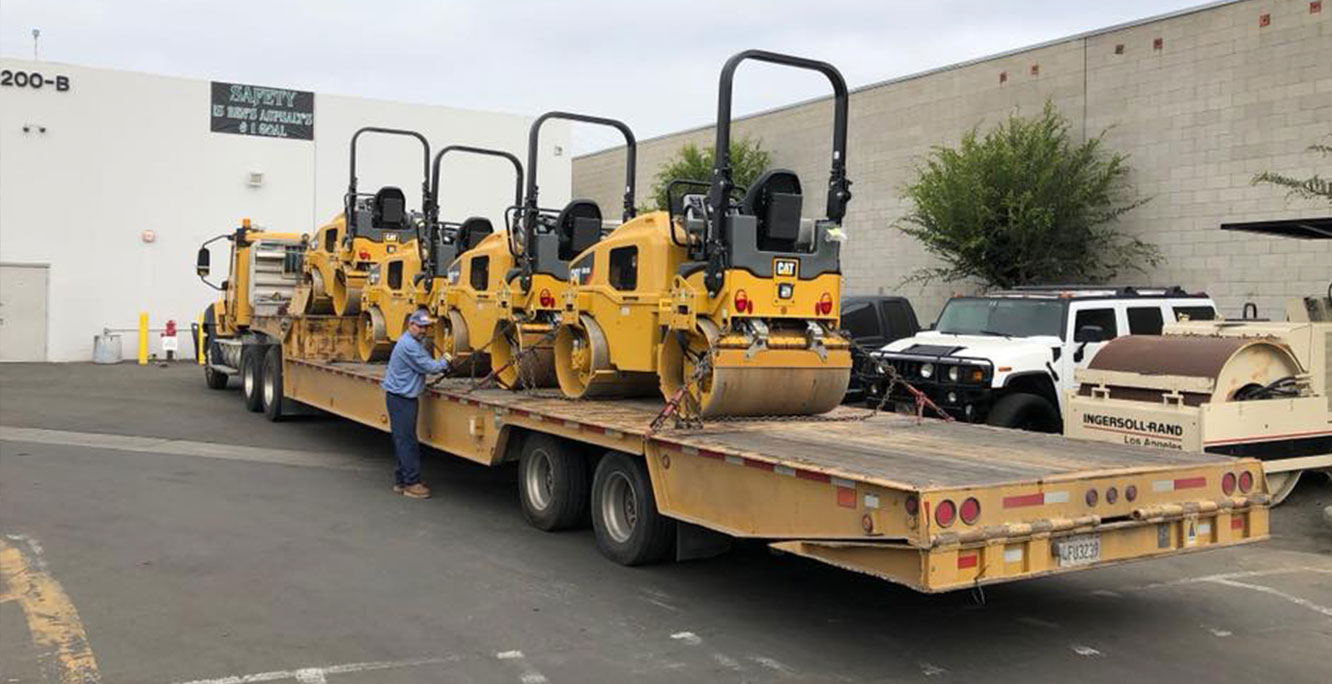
[0,426,374,471]
[170,656,462,684]
[1205,577,1332,618]
[0,533,102,684]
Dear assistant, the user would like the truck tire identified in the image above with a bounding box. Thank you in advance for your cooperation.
[202,308,228,390]
[262,346,285,422]
[518,434,589,531]
[591,452,674,566]
[241,346,265,413]
[987,392,1061,433]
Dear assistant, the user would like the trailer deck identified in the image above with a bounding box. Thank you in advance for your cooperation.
[280,357,1270,592]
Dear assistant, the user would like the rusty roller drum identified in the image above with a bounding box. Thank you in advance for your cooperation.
[555,316,658,399]
[1085,335,1303,404]
[1086,335,1307,500]
[658,320,852,418]
[491,321,558,390]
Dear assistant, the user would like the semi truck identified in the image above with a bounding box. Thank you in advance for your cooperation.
[197,218,1271,594]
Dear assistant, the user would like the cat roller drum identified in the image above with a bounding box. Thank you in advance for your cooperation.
[356,306,392,362]
[658,320,852,417]
[435,310,490,376]
[1081,335,1303,405]
[331,273,362,316]
[555,315,658,399]
[303,268,335,314]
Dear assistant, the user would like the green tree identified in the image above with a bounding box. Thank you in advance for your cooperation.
[647,136,771,211]
[898,102,1159,289]
[1252,133,1332,205]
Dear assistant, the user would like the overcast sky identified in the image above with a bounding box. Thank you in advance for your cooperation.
[2,0,1210,153]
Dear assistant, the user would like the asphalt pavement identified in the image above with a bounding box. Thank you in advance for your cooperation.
[2,362,1330,684]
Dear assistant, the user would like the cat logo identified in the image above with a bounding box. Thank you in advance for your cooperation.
[774,258,798,277]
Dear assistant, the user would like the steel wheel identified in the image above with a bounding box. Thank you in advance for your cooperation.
[524,448,555,512]
[517,433,588,531]
[600,470,638,544]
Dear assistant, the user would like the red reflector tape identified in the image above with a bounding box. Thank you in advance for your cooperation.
[957,554,979,569]
[744,459,774,472]
[1003,493,1045,508]
[1174,477,1207,490]
[1230,517,1244,530]
[796,470,831,483]
[836,487,857,508]
[697,449,724,460]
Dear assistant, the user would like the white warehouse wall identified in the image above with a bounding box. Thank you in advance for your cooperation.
[0,58,569,362]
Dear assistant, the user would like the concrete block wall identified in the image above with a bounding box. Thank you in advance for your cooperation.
[573,0,1331,323]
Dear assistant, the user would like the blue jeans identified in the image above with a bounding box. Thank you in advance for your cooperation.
[386,392,421,486]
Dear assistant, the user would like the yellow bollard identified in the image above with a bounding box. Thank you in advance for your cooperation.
[197,311,206,365]
[138,312,149,365]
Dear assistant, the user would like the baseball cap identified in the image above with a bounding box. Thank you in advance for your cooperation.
[408,310,436,326]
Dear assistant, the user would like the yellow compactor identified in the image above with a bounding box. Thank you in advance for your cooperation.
[421,145,525,374]
[490,111,636,389]
[555,50,853,417]
[298,127,433,329]
[1066,218,1332,503]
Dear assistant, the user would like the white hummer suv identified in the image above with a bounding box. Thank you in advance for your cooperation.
[867,286,1217,432]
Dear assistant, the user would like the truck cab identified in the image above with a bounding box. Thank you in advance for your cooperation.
[868,286,1216,432]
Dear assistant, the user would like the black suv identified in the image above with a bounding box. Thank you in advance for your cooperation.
[840,296,919,402]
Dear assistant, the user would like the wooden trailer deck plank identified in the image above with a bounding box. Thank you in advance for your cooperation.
[328,362,1232,490]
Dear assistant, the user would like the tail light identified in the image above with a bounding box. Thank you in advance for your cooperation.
[817,292,834,315]
[1085,488,1099,506]
[904,495,920,516]
[934,499,956,528]
[1222,472,1237,496]
[1105,486,1119,504]
[539,289,555,308]
[959,497,980,525]
[1125,484,1138,502]
[358,250,371,261]
[733,290,752,314]
[1238,471,1254,493]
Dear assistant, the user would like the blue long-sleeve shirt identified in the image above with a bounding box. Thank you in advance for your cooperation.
[381,332,450,398]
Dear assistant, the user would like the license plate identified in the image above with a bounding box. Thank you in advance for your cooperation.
[1054,534,1101,567]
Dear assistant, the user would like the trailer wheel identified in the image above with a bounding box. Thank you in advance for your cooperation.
[241,346,265,412]
[262,346,285,422]
[591,452,674,566]
[202,308,228,390]
[518,434,589,531]
[987,392,1060,433]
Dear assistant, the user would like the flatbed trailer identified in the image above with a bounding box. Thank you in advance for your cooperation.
[224,316,1273,594]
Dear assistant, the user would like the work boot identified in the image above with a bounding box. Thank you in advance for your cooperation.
[401,482,431,499]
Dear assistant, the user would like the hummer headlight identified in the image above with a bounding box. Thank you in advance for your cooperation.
[920,363,934,379]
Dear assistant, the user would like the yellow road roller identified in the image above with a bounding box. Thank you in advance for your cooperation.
[421,145,525,374]
[492,111,636,389]
[556,50,854,417]
[300,127,433,325]
[1066,217,1332,503]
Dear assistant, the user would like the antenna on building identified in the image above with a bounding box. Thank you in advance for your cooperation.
[32,28,41,61]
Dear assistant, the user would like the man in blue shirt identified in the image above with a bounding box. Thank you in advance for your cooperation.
[381,309,451,498]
